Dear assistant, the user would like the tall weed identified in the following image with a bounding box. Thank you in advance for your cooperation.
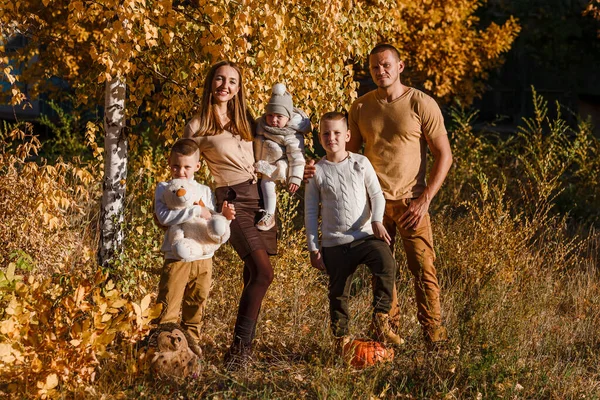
[1,90,600,398]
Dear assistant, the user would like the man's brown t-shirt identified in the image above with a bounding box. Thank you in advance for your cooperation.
[348,87,447,200]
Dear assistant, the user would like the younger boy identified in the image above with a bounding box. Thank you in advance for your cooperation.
[304,112,402,348]
[154,138,235,346]
[254,83,311,230]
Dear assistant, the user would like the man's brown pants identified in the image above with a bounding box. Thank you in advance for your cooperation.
[382,198,447,343]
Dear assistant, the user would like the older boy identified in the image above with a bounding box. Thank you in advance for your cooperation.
[304,112,402,348]
[154,138,235,345]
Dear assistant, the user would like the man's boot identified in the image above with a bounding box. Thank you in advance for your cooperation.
[373,312,404,346]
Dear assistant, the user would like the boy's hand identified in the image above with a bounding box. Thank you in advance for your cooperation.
[200,207,212,220]
[309,250,326,271]
[372,221,391,245]
[222,201,236,220]
[193,205,212,220]
[288,183,299,193]
[192,205,203,218]
[303,160,316,182]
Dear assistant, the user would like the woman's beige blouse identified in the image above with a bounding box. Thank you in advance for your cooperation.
[184,119,256,187]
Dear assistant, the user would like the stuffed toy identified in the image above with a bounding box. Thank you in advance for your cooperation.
[145,322,201,380]
[162,178,231,261]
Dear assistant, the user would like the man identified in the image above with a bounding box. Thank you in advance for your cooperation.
[346,43,453,346]
[348,44,452,345]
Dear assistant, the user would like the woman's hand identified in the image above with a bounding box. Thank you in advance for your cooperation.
[288,183,299,193]
[222,201,236,220]
[303,159,316,181]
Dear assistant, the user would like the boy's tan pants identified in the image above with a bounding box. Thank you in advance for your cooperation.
[156,258,212,343]
[383,198,447,343]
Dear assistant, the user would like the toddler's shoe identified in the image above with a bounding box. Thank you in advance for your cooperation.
[256,211,275,231]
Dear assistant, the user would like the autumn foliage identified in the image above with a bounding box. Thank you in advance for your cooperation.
[586,0,600,36]
[1,0,519,140]
[5,1,600,399]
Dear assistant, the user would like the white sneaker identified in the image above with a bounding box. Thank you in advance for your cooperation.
[256,211,275,231]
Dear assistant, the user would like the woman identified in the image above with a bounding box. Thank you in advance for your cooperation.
[183,61,277,369]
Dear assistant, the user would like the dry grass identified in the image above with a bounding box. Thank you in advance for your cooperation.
[1,94,600,398]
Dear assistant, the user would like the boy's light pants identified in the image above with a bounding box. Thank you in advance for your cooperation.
[383,198,447,343]
[156,258,212,343]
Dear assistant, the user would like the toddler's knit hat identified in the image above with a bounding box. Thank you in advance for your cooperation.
[266,83,293,118]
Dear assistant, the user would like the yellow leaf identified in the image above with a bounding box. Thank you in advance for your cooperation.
[111,299,127,308]
[74,285,86,306]
[1,318,15,335]
[31,356,43,372]
[37,373,58,390]
[140,294,151,312]
[131,302,143,326]
[0,343,11,357]
[6,262,15,281]
[146,303,163,321]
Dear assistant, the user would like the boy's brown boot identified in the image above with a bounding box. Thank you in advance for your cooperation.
[334,335,352,356]
[373,312,404,346]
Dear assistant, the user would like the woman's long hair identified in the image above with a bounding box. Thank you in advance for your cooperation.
[193,60,254,141]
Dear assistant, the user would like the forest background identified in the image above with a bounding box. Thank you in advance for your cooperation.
[0,0,599,398]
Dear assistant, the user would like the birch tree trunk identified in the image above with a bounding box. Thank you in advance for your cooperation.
[98,77,127,267]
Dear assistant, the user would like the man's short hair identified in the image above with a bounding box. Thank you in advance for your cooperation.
[171,138,199,157]
[320,111,348,129]
[370,43,401,61]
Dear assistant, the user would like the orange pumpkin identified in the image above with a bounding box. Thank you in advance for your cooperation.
[342,339,394,368]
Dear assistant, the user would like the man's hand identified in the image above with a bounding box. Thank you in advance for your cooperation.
[309,250,326,271]
[221,201,236,220]
[372,221,391,245]
[398,195,430,230]
[397,133,452,230]
[303,159,316,181]
[288,183,299,193]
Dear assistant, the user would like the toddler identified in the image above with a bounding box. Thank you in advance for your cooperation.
[254,83,311,230]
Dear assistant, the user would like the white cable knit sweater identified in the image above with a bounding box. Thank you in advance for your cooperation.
[304,152,385,252]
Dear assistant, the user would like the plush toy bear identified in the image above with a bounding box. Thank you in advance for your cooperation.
[161,178,231,261]
[145,322,201,380]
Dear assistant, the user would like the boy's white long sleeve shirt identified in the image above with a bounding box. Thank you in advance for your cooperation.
[304,152,386,252]
[154,179,216,260]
